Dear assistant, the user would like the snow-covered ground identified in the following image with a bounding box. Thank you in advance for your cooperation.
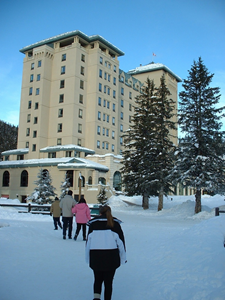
[0,194,225,300]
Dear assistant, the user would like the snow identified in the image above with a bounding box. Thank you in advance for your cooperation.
[0,194,225,300]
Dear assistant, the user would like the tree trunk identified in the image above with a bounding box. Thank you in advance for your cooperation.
[142,194,149,210]
[195,189,202,213]
[158,189,164,211]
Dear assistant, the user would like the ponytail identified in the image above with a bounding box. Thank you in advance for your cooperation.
[100,205,114,228]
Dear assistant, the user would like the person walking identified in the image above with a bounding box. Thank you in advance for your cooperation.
[50,197,62,230]
[85,205,126,300]
[72,197,91,241]
[59,190,76,239]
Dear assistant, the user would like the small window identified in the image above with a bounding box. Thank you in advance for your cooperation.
[32,144,36,151]
[129,91,132,99]
[79,94,83,104]
[104,72,107,80]
[107,115,109,123]
[113,77,116,85]
[33,130,37,138]
[26,142,29,148]
[102,142,105,149]
[112,131,115,139]
[38,60,42,67]
[99,83,102,92]
[121,76,124,82]
[106,142,109,150]
[103,113,106,121]
[57,138,62,145]
[121,87,124,95]
[98,97,101,106]
[48,152,56,158]
[80,66,84,75]
[97,126,101,135]
[3,171,10,187]
[103,99,106,107]
[21,170,28,187]
[28,101,32,109]
[58,109,63,117]
[107,87,110,95]
[81,54,85,62]
[77,138,81,146]
[107,101,110,109]
[34,117,38,124]
[79,109,83,118]
[27,114,31,123]
[98,111,101,120]
[108,74,110,82]
[59,94,64,103]
[66,151,72,157]
[30,74,34,82]
[58,123,62,132]
[29,87,33,95]
[37,74,41,81]
[62,54,66,61]
[60,80,65,88]
[120,124,123,132]
[129,103,132,111]
[26,128,30,136]
[36,88,40,95]
[99,69,102,78]
[35,102,39,110]
[78,124,82,133]
[112,144,115,152]
[61,66,66,75]
[97,140,100,148]
[31,63,34,70]
[129,115,132,123]
[120,137,123,145]
[103,128,105,136]
[112,117,115,125]
[106,129,109,137]
[100,56,103,64]
[121,99,124,107]
[113,90,116,99]
[121,112,123,120]
[80,80,84,89]
[114,65,117,72]
[113,103,115,112]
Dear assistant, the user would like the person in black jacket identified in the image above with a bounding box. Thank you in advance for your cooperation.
[86,205,126,300]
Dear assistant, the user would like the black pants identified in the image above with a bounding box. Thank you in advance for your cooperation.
[62,217,73,237]
[93,269,116,300]
[53,217,62,229]
[75,223,86,239]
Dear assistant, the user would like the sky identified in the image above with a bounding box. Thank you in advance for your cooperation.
[0,194,225,299]
[0,0,225,129]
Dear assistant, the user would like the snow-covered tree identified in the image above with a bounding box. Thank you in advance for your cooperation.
[59,172,71,200]
[173,57,225,213]
[97,187,108,205]
[122,76,177,210]
[29,168,56,204]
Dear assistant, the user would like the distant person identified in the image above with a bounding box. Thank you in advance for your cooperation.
[60,190,76,239]
[86,205,127,300]
[50,197,62,230]
[72,197,91,241]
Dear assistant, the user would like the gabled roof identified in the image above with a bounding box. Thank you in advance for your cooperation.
[19,30,124,56]
[128,62,182,82]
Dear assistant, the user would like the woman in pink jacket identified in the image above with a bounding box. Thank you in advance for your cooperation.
[72,197,91,241]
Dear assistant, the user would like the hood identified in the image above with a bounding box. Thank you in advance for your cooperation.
[76,203,87,211]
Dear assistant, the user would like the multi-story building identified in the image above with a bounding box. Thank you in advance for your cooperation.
[0,30,182,202]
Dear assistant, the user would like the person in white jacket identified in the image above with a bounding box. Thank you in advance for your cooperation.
[59,190,76,239]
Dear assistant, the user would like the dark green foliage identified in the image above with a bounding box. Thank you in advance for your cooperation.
[97,187,108,205]
[173,57,225,213]
[0,120,18,158]
[121,76,177,210]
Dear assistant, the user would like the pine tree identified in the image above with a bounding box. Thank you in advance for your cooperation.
[0,120,18,159]
[97,187,108,205]
[29,168,56,204]
[122,76,177,210]
[59,172,71,200]
[173,57,225,213]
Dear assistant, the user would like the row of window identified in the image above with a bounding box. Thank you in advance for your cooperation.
[99,57,117,73]
[24,137,82,151]
[97,126,123,141]
[99,69,116,85]
[31,60,42,70]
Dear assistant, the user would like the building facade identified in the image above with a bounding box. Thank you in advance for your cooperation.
[0,30,183,203]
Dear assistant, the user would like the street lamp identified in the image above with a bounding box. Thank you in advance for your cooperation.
[79,172,82,201]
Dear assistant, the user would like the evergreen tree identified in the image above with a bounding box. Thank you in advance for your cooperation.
[97,187,108,205]
[122,76,177,210]
[173,57,225,213]
[59,172,71,200]
[29,168,56,204]
[0,120,18,159]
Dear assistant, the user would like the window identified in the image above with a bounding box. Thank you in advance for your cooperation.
[98,111,101,120]
[99,69,102,78]
[28,100,32,109]
[106,142,109,150]
[121,87,124,95]
[121,112,123,120]
[97,126,101,135]
[113,103,115,112]
[103,99,106,107]
[113,77,116,85]
[80,80,84,89]
[58,109,63,117]
[79,94,83,104]
[112,117,115,125]
[27,114,31,123]
[107,87,110,95]
[114,65,117,72]
[58,123,62,132]
[80,66,84,75]
[57,138,62,145]
[77,138,81,146]
[67,170,74,187]
[104,72,107,80]
[103,127,105,136]
[38,60,42,67]
[34,117,38,124]
[97,140,100,148]
[102,142,105,149]
[104,85,106,94]
[106,129,109,137]
[30,74,34,82]
[112,130,115,139]
[32,144,36,151]
[129,115,132,123]
[103,113,106,121]
[100,56,103,64]
[120,124,123,132]
[48,152,56,158]
[129,91,132,99]
[62,54,66,61]
[107,101,110,109]
[120,137,123,145]
[21,170,28,187]
[17,154,24,160]
[79,109,83,118]
[107,115,109,123]
[78,123,82,133]
[33,130,37,138]
[59,94,64,103]
[26,142,29,148]
[36,88,40,95]
[29,87,33,95]
[37,74,41,81]
[35,102,39,109]
[98,97,101,106]
[108,63,111,69]
[121,76,124,82]
[61,66,66,74]
[66,151,72,157]
[112,144,115,152]
[3,171,9,187]
[121,99,124,107]
[129,103,132,111]
[31,63,34,70]
[108,74,110,82]
[60,80,65,89]
[26,128,30,136]
[113,90,116,98]
[81,54,85,62]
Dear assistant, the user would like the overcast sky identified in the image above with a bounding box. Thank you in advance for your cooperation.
[0,0,224,129]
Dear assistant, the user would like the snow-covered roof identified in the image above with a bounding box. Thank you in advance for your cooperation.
[58,157,109,172]
[0,157,75,168]
[40,144,95,154]
[20,30,124,56]
[128,62,182,82]
[1,148,29,155]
